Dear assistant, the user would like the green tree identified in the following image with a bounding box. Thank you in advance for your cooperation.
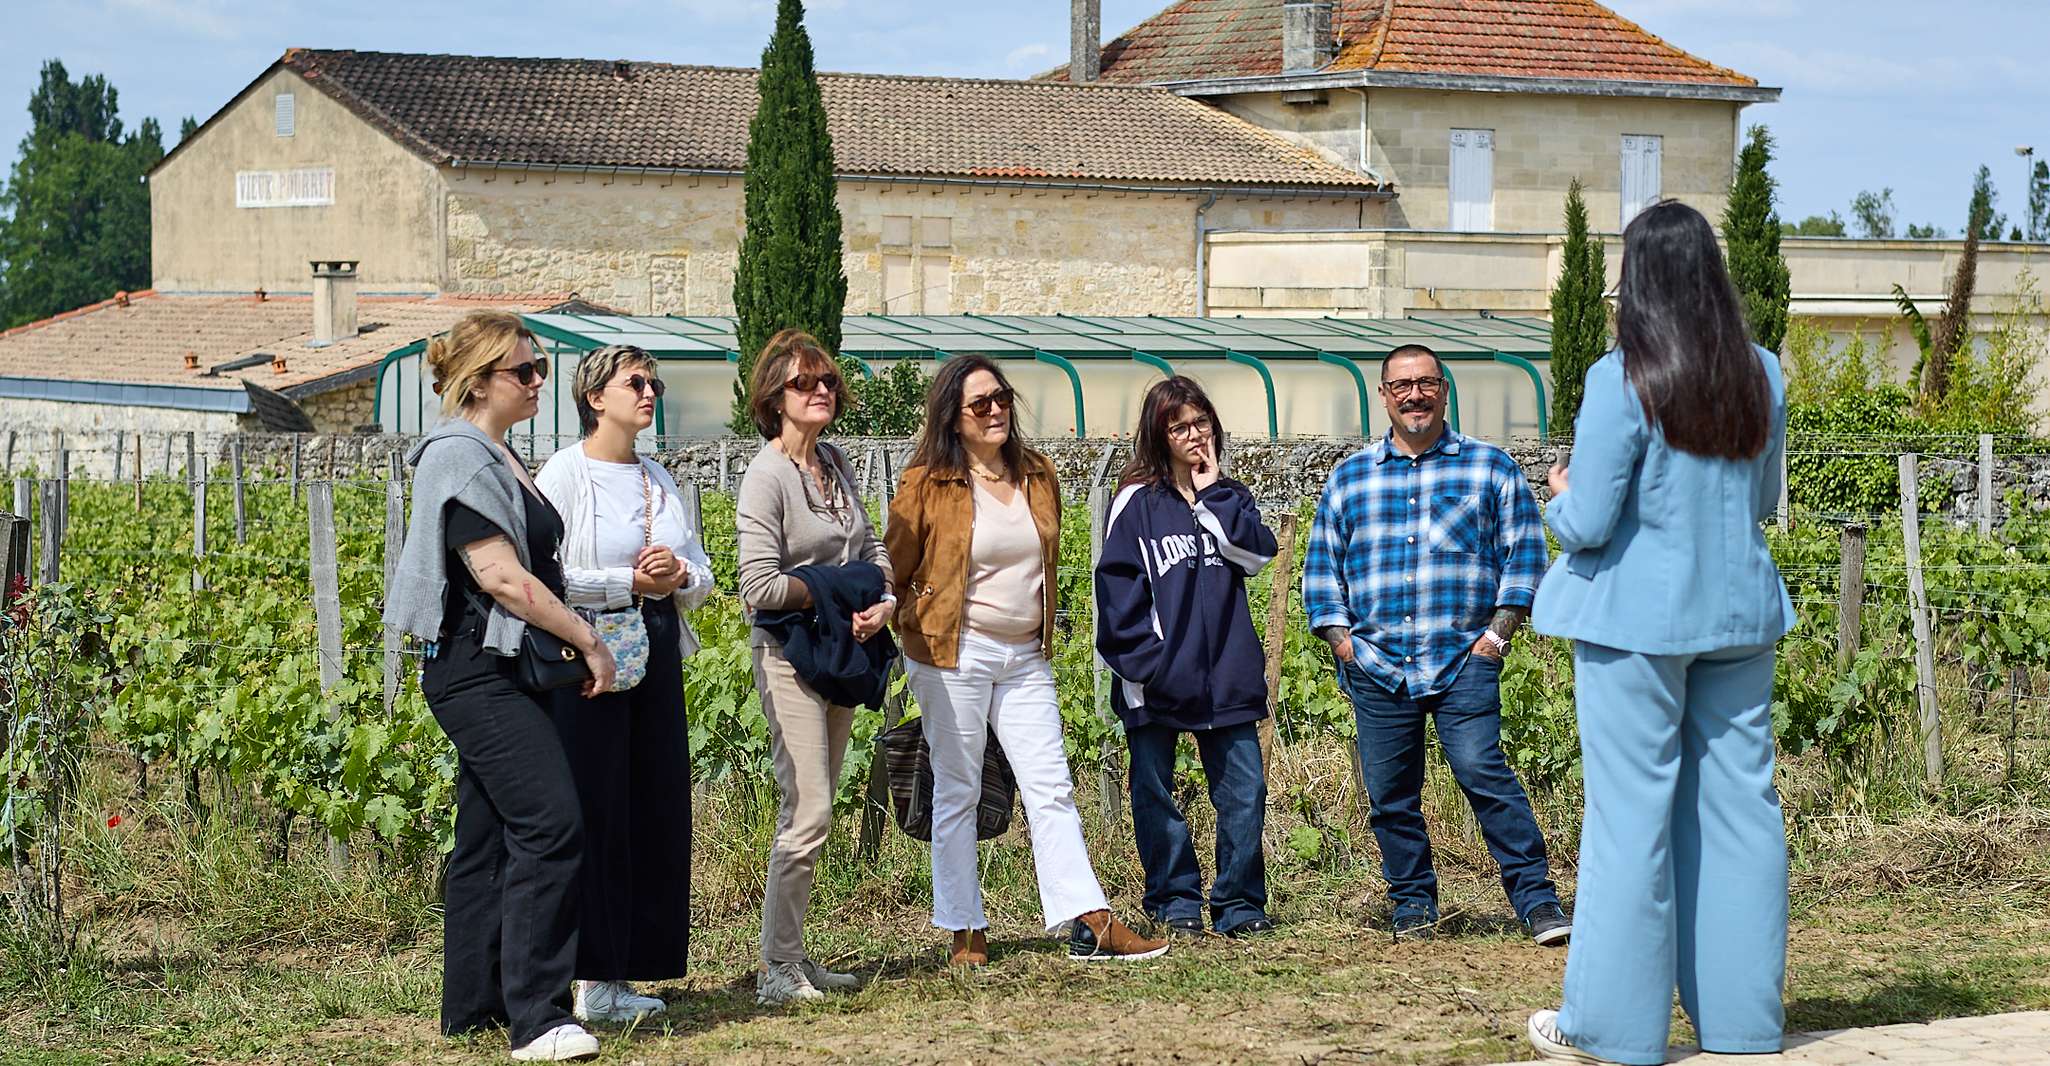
[1782,211,1845,236]
[0,61,163,329]
[1548,178,1607,436]
[1967,165,2006,242]
[729,0,848,435]
[178,116,199,144]
[1905,221,1948,239]
[1722,125,1791,352]
[1849,188,1896,239]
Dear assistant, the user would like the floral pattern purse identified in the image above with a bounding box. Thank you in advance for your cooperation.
[584,464,654,694]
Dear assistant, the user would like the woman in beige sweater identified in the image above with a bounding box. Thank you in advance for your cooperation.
[734,329,893,1006]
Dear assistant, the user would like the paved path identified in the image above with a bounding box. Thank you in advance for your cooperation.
[1486,1010,2050,1064]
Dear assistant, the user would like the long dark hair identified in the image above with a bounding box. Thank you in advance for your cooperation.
[906,354,1036,483]
[1615,200,1770,460]
[1119,375,1226,489]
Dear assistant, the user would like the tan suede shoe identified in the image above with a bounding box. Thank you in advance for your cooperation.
[948,928,989,968]
[1067,909,1169,961]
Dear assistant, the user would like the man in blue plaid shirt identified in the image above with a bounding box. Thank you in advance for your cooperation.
[1303,344,1569,946]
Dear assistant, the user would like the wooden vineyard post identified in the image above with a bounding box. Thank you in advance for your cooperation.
[1897,455,1942,786]
[39,480,62,584]
[12,478,30,582]
[114,430,126,482]
[1087,443,1123,828]
[231,436,248,545]
[716,438,730,494]
[135,432,145,511]
[307,481,351,868]
[1837,523,1866,670]
[857,449,901,864]
[191,460,208,592]
[1777,442,1791,531]
[383,453,407,715]
[0,508,26,597]
[290,434,303,503]
[1259,512,1298,776]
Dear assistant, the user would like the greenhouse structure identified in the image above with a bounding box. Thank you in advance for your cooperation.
[372,313,1554,452]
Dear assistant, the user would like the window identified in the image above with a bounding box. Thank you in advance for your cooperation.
[1621,135,1663,227]
[879,213,952,313]
[1448,129,1494,231]
[274,93,296,138]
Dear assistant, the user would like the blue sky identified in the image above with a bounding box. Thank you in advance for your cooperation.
[3,0,2044,234]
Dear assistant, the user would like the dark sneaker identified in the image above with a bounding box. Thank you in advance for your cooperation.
[1392,911,1437,941]
[1224,917,1277,939]
[1526,903,1571,947]
[1160,916,1207,939]
[1067,910,1170,961]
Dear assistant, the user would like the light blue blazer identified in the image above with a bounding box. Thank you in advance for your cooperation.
[1531,346,1796,655]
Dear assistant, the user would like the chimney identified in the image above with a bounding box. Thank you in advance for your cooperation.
[1283,0,1335,73]
[1070,0,1101,83]
[309,260,359,348]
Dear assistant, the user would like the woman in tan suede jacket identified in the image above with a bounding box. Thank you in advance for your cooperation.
[888,354,1166,967]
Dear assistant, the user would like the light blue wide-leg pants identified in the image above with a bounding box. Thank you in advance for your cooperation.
[1557,641,1787,1065]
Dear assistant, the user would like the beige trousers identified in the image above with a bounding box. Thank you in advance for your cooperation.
[753,643,856,965]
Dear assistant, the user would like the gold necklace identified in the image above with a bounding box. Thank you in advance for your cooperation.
[969,463,1008,483]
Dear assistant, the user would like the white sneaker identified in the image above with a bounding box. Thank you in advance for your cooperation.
[1527,1009,1612,1064]
[756,961,824,1005]
[573,979,666,1023]
[510,1022,600,1061]
[798,957,863,992]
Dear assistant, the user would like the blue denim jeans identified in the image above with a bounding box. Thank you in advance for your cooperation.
[1336,651,1558,922]
[1126,719,1270,933]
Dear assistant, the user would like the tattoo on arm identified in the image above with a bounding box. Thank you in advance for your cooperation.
[1487,607,1527,642]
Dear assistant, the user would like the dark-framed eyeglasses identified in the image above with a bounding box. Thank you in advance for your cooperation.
[962,387,1015,418]
[491,356,550,386]
[1167,416,1214,441]
[784,371,842,395]
[611,373,666,397]
[1381,376,1446,398]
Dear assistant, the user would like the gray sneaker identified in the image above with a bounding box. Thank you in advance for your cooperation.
[756,961,824,1005]
[798,957,862,992]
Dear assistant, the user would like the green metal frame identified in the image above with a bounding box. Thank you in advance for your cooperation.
[1315,352,1374,437]
[1129,349,1175,377]
[1491,353,1550,439]
[1222,350,1279,439]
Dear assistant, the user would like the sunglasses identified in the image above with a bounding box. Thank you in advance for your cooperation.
[962,387,1015,418]
[611,373,666,397]
[784,371,842,395]
[490,356,550,386]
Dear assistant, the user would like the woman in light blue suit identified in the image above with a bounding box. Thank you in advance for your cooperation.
[1526,201,1796,1065]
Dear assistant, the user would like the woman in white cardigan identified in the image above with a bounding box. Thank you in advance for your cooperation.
[536,344,712,1025]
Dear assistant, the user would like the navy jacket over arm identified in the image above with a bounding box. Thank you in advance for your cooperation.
[755,561,900,710]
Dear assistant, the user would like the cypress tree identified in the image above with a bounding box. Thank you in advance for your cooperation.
[730,0,847,434]
[1721,125,1791,353]
[1548,178,1607,436]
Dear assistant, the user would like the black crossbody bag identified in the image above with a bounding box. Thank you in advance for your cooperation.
[459,583,590,693]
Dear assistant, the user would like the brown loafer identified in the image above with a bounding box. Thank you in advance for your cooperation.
[949,928,989,968]
[1068,909,1169,961]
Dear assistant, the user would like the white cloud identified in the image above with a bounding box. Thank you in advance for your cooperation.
[1716,42,2031,98]
[1004,42,1053,71]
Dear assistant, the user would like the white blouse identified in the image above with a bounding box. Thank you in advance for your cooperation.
[535,443,714,658]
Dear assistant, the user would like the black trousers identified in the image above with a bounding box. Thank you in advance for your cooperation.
[550,597,693,980]
[423,638,583,1048]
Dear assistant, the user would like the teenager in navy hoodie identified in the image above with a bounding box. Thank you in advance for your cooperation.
[1095,376,1280,939]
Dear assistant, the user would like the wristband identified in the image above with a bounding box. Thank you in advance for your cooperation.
[1481,630,1510,653]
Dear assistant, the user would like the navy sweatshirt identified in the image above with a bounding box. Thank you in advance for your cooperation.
[1094,478,1279,731]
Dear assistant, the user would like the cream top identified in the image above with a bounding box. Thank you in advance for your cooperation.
[962,479,1044,644]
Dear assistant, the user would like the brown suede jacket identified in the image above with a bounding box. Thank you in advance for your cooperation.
[885,451,1061,669]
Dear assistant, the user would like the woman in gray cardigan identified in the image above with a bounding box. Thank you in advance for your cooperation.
[735,329,892,1006]
[388,310,616,1063]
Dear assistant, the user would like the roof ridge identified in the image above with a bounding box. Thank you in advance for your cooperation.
[0,289,157,342]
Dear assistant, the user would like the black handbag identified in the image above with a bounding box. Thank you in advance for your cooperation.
[881,716,1016,842]
[463,585,590,693]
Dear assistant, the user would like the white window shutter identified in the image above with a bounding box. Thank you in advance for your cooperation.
[275,93,296,138]
[1449,129,1494,232]
[1621,135,1662,227]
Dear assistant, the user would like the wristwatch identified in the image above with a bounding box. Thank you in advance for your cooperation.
[1480,630,1511,655]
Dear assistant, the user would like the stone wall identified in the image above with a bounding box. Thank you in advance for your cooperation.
[442,173,1368,318]
[1211,88,1739,233]
[297,380,378,434]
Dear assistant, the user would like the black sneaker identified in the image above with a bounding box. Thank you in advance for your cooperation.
[1160,916,1207,939]
[1224,917,1277,939]
[1526,902,1571,947]
[1392,912,1437,941]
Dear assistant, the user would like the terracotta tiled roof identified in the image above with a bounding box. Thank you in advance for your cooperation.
[270,49,1381,189]
[1054,0,1758,89]
[0,291,567,393]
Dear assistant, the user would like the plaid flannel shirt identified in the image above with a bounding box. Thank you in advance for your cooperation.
[1303,429,1546,698]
